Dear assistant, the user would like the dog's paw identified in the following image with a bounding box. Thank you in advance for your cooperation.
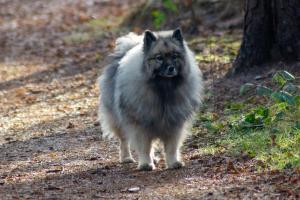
[138,163,155,171]
[167,161,185,170]
[121,157,135,163]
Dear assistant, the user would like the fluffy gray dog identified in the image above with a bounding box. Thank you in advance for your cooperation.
[98,28,203,170]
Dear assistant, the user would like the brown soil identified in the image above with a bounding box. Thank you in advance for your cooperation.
[0,1,299,199]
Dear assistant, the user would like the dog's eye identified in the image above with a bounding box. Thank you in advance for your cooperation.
[155,54,163,62]
[172,53,179,60]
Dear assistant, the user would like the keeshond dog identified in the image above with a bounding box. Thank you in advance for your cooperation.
[98,28,203,170]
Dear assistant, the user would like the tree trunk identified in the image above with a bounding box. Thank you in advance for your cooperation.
[231,0,300,74]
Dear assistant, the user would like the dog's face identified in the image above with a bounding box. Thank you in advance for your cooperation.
[143,29,186,79]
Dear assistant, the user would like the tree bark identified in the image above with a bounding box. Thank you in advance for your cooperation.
[231,0,300,74]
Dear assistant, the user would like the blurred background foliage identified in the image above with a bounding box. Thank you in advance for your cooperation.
[124,0,244,33]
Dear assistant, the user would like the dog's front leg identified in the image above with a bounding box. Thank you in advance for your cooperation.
[132,133,155,171]
[119,137,135,163]
[163,133,185,169]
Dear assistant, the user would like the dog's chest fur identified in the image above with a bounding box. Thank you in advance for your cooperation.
[119,78,194,132]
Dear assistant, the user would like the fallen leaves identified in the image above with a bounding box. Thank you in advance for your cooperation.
[270,134,277,147]
[15,87,27,98]
[226,160,240,174]
[66,122,75,129]
[24,95,38,104]
[13,87,38,104]
[48,152,58,159]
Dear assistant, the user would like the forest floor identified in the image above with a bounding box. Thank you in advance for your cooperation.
[0,0,299,199]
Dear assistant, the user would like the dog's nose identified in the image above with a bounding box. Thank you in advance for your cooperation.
[168,66,175,73]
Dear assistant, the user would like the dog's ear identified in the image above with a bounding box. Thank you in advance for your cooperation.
[144,30,156,53]
[172,28,183,45]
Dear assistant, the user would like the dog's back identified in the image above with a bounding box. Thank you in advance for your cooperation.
[98,33,142,137]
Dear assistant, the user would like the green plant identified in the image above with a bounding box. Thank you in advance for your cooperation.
[192,70,300,170]
[236,71,299,130]
[152,0,177,29]
[152,10,166,29]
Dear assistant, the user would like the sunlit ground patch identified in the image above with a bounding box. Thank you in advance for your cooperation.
[0,61,48,82]
[189,34,241,64]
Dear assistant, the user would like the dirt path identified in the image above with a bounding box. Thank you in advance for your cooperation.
[0,1,299,199]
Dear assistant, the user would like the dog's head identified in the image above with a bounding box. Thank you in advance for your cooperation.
[143,28,186,80]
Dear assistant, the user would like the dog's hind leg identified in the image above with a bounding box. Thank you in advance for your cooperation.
[150,140,162,164]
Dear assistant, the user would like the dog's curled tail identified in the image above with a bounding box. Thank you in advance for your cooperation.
[113,32,142,58]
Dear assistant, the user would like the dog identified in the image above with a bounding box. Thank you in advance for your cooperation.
[98,28,203,170]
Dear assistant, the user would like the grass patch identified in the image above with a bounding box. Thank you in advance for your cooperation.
[63,32,91,45]
[63,16,125,45]
[189,34,241,64]
[220,127,300,170]
[192,71,300,170]
[86,16,124,31]
[195,54,231,64]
